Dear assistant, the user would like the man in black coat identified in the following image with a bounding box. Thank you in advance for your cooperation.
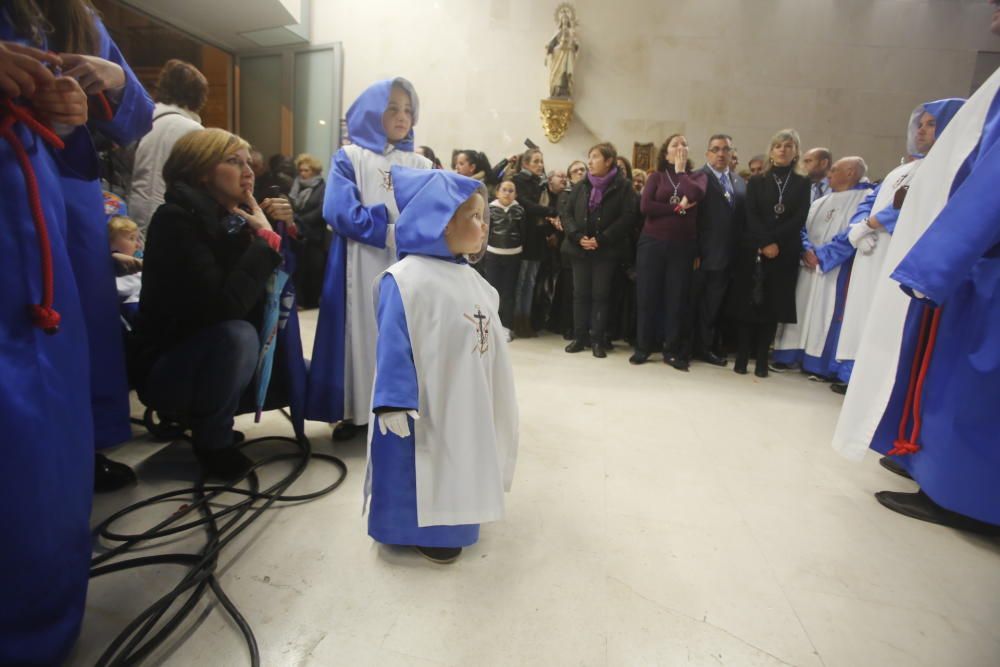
[692,134,746,366]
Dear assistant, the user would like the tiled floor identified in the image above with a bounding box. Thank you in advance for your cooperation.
[71,312,1000,666]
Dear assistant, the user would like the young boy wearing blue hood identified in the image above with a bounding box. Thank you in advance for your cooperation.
[307,78,431,439]
[364,166,519,564]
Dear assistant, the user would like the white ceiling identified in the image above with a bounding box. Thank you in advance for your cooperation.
[121,0,308,51]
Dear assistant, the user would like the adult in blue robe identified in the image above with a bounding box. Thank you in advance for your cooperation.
[871,84,1000,531]
[0,16,95,664]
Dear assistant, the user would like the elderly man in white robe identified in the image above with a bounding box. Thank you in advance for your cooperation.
[773,157,873,379]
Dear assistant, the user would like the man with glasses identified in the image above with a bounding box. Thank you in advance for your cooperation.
[692,134,746,365]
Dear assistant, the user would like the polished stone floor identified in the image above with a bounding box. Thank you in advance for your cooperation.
[71,311,1000,666]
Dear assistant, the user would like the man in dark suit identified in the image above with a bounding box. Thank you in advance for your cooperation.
[692,134,746,366]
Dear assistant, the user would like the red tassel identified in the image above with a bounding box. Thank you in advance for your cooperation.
[30,305,61,334]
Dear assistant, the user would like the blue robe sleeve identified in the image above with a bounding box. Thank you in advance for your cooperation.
[848,186,901,233]
[891,109,1000,306]
[872,203,901,234]
[324,149,391,248]
[815,228,856,272]
[800,227,814,253]
[372,274,419,412]
[88,18,153,145]
[849,186,878,226]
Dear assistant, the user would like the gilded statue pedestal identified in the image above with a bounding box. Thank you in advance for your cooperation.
[540,97,574,143]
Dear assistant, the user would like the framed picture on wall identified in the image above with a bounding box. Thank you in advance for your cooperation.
[633,142,654,171]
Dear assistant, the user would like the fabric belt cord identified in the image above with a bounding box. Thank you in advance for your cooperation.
[889,305,943,456]
[0,99,66,333]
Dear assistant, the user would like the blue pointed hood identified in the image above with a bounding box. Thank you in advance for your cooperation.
[907,97,965,157]
[345,77,420,154]
[391,166,487,260]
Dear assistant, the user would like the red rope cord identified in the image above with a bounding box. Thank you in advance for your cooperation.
[1,99,67,334]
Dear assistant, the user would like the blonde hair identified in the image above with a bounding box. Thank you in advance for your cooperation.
[108,215,138,238]
[162,128,251,189]
[764,128,802,173]
[294,153,323,176]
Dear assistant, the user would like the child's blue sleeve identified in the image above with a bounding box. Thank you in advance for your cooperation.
[372,274,419,411]
[89,18,154,145]
[324,149,391,248]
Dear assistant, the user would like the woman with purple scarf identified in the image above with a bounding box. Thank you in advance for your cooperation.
[560,143,638,357]
[631,134,708,370]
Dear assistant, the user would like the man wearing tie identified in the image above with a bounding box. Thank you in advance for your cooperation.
[801,147,833,202]
[692,134,746,365]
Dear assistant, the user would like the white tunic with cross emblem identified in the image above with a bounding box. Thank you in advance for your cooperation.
[341,143,430,423]
[366,255,519,527]
[774,188,871,358]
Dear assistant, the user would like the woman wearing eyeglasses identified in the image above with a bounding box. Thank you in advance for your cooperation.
[132,129,291,479]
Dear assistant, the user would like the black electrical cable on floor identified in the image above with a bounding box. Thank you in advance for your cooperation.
[90,415,347,666]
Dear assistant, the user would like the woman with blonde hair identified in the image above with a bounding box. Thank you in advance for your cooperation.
[727,128,810,377]
[290,153,327,307]
[132,128,294,478]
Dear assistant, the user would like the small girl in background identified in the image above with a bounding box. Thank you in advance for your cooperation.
[108,216,143,325]
[483,179,524,334]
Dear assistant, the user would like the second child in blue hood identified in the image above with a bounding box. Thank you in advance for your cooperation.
[364,166,520,565]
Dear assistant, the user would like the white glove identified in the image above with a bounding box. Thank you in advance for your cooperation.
[377,410,419,438]
[847,221,875,248]
[386,223,396,251]
[858,234,878,255]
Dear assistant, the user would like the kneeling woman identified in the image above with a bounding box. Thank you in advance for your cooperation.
[366,166,519,564]
[132,129,293,478]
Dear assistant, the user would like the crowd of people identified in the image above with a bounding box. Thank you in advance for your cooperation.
[3,0,999,662]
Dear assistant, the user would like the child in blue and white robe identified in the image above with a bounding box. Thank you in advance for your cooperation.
[307,78,431,434]
[364,167,519,563]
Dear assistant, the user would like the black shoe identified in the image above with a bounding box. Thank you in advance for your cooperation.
[733,357,748,375]
[332,422,363,441]
[629,351,649,365]
[768,362,792,373]
[94,454,137,493]
[565,340,587,353]
[414,545,463,564]
[754,366,768,378]
[196,447,255,481]
[665,353,690,371]
[830,383,848,395]
[592,344,607,358]
[875,490,1000,535]
[698,350,728,367]
[878,456,912,480]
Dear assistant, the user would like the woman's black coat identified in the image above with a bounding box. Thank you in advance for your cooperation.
[727,166,810,323]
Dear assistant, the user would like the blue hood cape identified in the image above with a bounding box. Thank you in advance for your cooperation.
[346,77,421,153]
[391,166,488,261]
[907,98,965,157]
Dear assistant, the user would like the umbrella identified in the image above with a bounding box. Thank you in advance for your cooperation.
[254,269,290,421]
